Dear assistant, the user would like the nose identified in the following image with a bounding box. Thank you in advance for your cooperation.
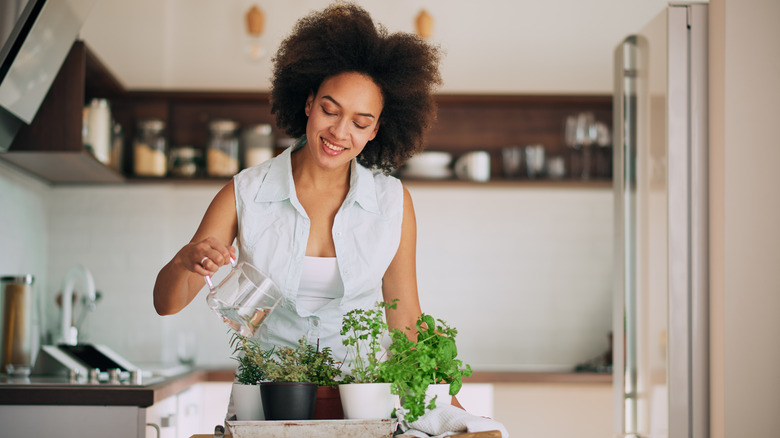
[329,116,349,139]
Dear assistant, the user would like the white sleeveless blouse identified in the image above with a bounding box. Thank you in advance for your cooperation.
[231,138,404,361]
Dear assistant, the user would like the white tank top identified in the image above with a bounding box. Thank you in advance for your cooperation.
[296,256,344,315]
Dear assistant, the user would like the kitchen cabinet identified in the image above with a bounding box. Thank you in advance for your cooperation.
[145,385,208,438]
[1,41,125,184]
[0,369,220,438]
[145,393,178,438]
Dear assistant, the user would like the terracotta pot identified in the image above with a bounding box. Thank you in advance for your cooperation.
[312,385,344,419]
[261,382,317,420]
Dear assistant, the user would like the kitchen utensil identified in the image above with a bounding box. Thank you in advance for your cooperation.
[524,145,546,179]
[205,260,283,337]
[1,275,35,373]
[454,151,490,182]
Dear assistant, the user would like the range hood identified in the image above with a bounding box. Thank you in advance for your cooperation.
[0,0,97,152]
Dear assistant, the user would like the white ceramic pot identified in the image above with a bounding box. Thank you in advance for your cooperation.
[424,383,452,409]
[339,383,396,419]
[232,382,264,421]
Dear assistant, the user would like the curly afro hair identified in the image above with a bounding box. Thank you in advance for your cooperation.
[270,3,442,174]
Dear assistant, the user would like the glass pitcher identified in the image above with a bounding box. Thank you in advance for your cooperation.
[205,260,283,337]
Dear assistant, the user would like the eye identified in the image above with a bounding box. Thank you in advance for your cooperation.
[353,121,368,129]
[320,105,336,116]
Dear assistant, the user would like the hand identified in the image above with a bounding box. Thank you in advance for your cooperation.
[176,237,236,276]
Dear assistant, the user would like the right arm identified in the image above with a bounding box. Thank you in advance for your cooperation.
[153,181,238,315]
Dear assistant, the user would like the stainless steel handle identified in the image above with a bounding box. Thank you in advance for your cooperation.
[145,423,160,438]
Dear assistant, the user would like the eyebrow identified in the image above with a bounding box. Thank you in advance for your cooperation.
[322,95,376,119]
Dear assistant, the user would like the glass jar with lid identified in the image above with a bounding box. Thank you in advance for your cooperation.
[168,146,201,178]
[242,123,274,168]
[207,119,240,177]
[133,119,167,177]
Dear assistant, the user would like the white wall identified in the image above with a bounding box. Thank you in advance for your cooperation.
[709,0,780,436]
[79,0,670,93]
[32,182,613,371]
[0,162,49,354]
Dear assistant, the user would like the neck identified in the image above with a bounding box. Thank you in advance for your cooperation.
[291,148,351,191]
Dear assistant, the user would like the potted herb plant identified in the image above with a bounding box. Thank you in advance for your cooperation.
[229,333,274,421]
[260,337,342,421]
[338,300,397,419]
[383,313,473,423]
[302,340,344,419]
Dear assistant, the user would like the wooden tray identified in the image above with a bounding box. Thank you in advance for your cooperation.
[226,418,397,438]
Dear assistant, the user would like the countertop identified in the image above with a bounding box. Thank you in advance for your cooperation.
[0,368,611,407]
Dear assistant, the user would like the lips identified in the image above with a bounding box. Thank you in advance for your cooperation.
[321,137,346,155]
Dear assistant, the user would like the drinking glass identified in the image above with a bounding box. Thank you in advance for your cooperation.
[177,333,197,366]
[575,112,597,180]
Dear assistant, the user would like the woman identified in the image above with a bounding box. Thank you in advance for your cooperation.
[153,3,440,370]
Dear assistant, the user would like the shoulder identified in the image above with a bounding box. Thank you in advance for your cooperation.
[357,164,404,217]
[233,155,285,202]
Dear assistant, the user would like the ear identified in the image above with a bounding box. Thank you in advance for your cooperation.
[305,93,314,117]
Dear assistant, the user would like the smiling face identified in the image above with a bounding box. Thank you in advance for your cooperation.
[302,71,383,171]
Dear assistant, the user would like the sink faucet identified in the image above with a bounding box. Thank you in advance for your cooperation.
[59,265,96,345]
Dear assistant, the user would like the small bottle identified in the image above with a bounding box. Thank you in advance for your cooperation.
[207,120,240,177]
[242,124,274,168]
[86,98,112,164]
[133,119,167,177]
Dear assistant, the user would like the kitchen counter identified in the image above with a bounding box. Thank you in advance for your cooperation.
[0,366,207,407]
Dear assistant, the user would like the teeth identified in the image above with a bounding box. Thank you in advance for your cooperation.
[322,138,345,152]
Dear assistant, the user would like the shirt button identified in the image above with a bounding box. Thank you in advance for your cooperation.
[312,319,319,326]
[335,232,342,237]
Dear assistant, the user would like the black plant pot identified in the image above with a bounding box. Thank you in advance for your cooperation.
[261,382,318,420]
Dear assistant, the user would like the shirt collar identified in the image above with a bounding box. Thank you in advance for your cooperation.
[253,137,381,215]
[253,140,298,203]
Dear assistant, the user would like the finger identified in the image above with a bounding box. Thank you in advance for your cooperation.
[198,254,218,273]
[193,264,212,277]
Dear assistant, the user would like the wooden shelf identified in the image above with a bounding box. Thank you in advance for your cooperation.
[1,40,613,186]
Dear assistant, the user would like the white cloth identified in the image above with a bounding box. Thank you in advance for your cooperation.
[396,404,509,438]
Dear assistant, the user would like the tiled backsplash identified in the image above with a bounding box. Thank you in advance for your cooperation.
[2,163,613,370]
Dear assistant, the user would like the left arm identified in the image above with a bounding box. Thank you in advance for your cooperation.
[381,186,465,409]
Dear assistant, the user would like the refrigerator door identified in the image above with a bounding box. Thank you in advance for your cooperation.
[613,4,708,438]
